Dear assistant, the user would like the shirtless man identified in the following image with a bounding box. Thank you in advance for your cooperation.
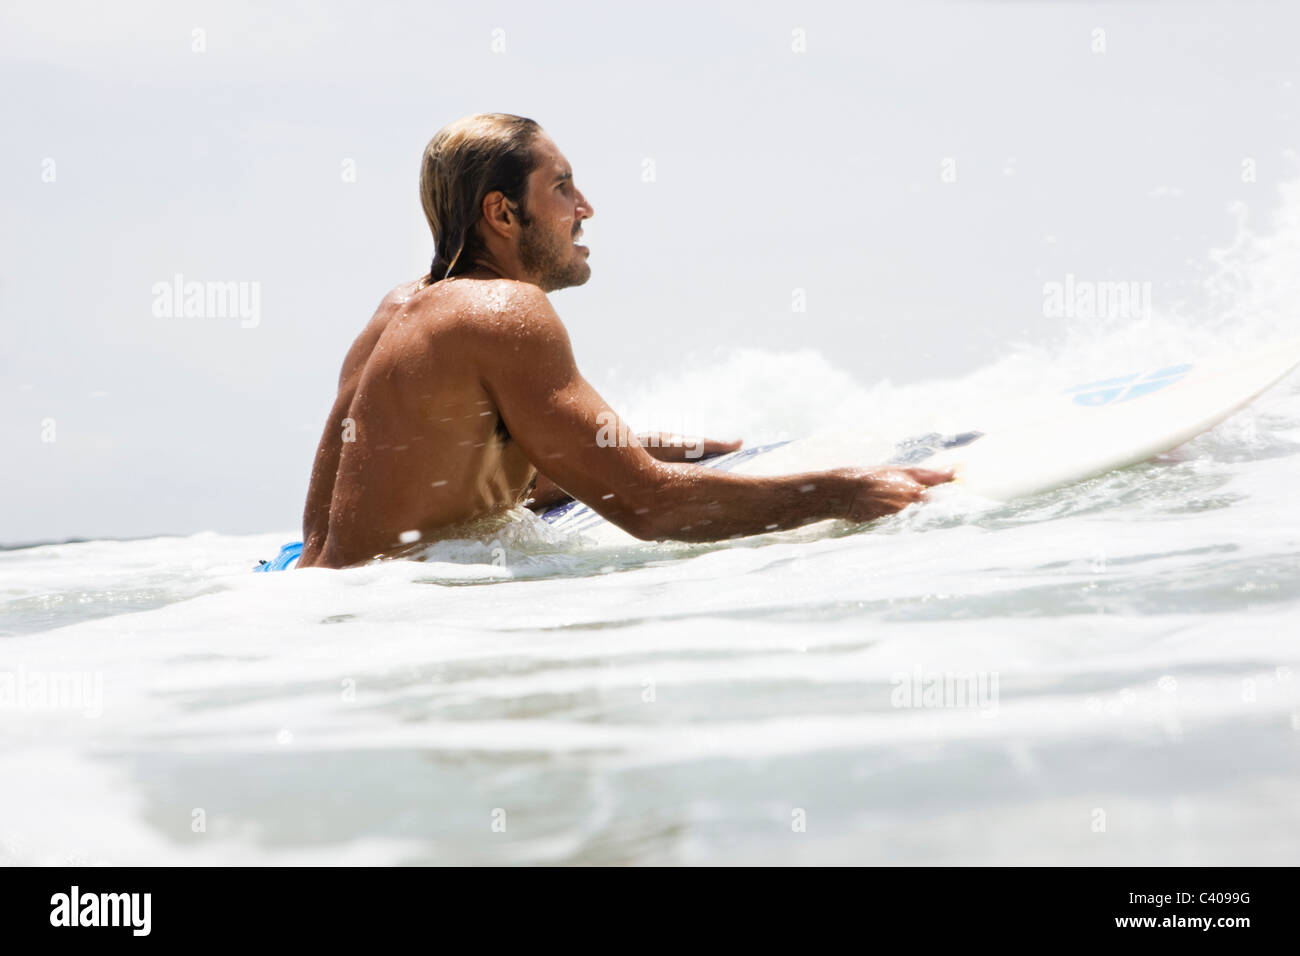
[298,114,953,569]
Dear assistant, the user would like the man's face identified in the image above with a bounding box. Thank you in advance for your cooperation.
[515,133,595,292]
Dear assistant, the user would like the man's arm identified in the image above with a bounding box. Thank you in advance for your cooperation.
[524,435,742,512]
[477,284,952,541]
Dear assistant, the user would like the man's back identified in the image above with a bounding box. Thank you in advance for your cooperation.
[299,276,537,568]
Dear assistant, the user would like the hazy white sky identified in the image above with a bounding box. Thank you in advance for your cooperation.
[3,0,1298,544]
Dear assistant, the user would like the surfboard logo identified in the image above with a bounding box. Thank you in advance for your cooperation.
[1066,364,1192,407]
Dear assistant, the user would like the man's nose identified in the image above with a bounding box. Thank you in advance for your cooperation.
[577,191,594,219]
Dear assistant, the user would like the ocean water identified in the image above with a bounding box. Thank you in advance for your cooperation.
[3,346,1297,866]
[5,193,1300,866]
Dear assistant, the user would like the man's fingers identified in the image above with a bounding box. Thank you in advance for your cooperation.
[905,467,956,487]
[847,466,951,522]
[864,500,915,520]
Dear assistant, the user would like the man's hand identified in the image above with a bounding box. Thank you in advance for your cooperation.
[524,472,573,512]
[636,433,742,463]
[840,467,955,521]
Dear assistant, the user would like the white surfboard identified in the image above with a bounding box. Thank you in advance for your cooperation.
[927,336,1300,500]
[541,337,1300,541]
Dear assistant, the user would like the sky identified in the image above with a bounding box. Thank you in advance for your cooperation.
[2,0,1298,544]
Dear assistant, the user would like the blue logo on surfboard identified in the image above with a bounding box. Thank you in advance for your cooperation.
[1066,364,1192,407]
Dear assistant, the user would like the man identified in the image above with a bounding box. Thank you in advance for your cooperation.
[297,113,952,569]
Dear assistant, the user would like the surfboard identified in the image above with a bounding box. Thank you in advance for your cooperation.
[920,336,1300,500]
[541,337,1300,540]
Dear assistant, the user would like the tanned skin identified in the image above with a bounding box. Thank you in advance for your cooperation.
[298,131,953,569]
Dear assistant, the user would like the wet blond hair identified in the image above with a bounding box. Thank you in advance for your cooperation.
[419,113,542,282]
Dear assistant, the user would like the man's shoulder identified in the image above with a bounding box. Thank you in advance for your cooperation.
[371,277,566,357]
[465,277,551,313]
[453,279,565,341]
[377,277,427,309]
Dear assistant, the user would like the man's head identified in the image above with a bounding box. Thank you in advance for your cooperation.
[419,113,594,292]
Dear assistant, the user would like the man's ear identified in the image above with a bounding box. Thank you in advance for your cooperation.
[480,190,519,241]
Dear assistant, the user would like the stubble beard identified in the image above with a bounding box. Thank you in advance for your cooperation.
[517,218,591,293]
